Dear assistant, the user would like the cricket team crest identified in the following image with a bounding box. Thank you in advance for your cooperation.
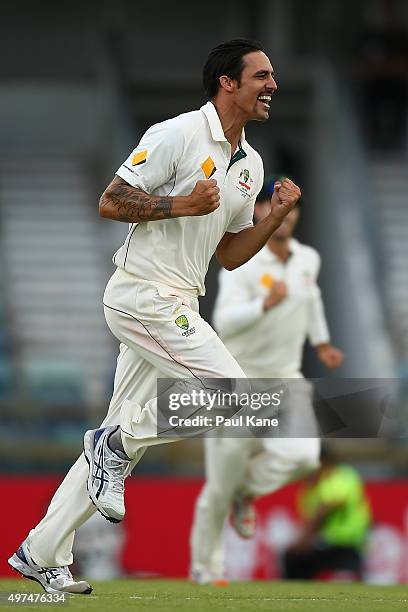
[303,270,314,286]
[236,168,254,197]
[175,315,195,337]
[175,315,189,330]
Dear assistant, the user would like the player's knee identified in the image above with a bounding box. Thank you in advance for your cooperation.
[195,486,211,511]
[198,377,250,419]
[232,377,251,398]
[205,484,232,509]
[295,440,321,472]
[196,482,227,506]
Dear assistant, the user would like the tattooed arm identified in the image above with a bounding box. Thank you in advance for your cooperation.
[99,176,220,223]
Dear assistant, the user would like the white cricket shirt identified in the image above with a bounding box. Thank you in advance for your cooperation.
[114,102,264,296]
[213,239,330,377]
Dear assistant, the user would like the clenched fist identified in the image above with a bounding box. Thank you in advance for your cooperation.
[270,178,301,222]
[185,179,220,216]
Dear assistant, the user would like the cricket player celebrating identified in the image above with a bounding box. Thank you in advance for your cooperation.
[190,181,344,583]
[9,39,302,595]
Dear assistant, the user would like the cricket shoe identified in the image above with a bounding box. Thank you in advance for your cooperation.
[83,425,131,523]
[190,568,228,585]
[8,540,92,595]
[230,494,257,538]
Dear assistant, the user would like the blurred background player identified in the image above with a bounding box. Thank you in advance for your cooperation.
[283,444,371,581]
[190,178,344,583]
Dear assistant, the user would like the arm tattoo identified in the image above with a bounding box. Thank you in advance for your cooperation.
[100,176,173,222]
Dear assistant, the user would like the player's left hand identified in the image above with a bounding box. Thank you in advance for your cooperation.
[269,178,301,222]
[316,343,344,369]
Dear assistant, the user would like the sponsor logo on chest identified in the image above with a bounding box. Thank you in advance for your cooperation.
[236,168,254,197]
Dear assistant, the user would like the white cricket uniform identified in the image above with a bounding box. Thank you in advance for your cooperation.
[27,102,264,568]
[190,239,330,578]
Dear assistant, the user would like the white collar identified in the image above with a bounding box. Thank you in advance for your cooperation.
[201,101,246,145]
[261,238,300,262]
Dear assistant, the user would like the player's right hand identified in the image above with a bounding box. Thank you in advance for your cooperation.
[186,179,220,216]
[263,280,287,311]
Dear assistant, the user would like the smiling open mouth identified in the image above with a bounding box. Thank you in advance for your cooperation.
[257,94,272,108]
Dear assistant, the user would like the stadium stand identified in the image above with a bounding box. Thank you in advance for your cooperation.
[370,157,408,368]
[0,157,114,407]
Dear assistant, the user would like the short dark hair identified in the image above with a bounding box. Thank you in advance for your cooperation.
[203,39,265,100]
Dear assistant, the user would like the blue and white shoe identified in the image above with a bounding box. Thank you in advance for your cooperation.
[83,426,131,523]
[8,540,92,594]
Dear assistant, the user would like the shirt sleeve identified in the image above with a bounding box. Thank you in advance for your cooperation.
[308,285,331,346]
[226,195,255,233]
[115,120,184,194]
[307,252,330,346]
[213,268,264,339]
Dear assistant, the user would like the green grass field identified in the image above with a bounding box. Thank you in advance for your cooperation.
[1,579,408,611]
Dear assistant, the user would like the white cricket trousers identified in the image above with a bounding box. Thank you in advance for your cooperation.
[190,380,320,578]
[27,268,246,567]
